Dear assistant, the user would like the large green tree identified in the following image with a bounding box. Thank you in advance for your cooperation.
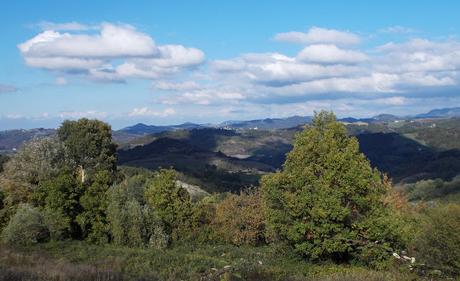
[57,118,117,183]
[261,111,403,264]
[1,119,118,241]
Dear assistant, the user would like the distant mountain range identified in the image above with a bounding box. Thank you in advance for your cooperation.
[337,114,400,124]
[1,107,460,153]
[2,108,460,192]
[220,115,313,130]
[415,107,460,119]
[120,122,203,135]
[118,107,460,135]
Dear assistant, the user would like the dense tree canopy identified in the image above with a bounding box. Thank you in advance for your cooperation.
[261,111,398,263]
[57,118,117,183]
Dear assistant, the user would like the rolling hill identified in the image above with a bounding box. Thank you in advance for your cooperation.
[117,118,460,192]
[2,108,460,193]
[415,107,460,118]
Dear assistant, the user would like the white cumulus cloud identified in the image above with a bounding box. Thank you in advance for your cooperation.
[19,23,205,81]
[379,25,417,34]
[274,26,361,45]
[19,24,158,58]
[128,107,176,117]
[36,21,97,31]
[152,81,202,91]
[297,44,368,64]
[58,110,108,119]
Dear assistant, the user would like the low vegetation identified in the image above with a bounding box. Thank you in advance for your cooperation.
[0,241,421,281]
[400,175,460,203]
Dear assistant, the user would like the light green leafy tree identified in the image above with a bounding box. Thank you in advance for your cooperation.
[1,204,49,245]
[0,136,67,205]
[144,169,192,241]
[107,175,168,248]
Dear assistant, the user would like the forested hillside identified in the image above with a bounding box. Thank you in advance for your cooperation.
[115,118,460,192]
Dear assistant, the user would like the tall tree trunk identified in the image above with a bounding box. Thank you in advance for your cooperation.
[78,165,86,183]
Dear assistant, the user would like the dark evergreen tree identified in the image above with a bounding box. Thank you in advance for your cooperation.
[261,111,403,264]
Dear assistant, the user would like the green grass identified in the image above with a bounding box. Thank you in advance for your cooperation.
[0,241,422,281]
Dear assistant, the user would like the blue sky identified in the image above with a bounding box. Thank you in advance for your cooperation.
[1,0,460,129]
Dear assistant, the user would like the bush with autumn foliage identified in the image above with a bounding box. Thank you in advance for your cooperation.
[211,189,265,246]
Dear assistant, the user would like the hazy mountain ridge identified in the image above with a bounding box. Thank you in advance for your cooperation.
[1,107,460,155]
[118,107,460,135]
[120,122,203,135]
[415,107,460,118]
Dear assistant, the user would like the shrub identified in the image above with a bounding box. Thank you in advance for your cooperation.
[413,203,460,276]
[212,189,265,246]
[107,175,168,248]
[261,111,403,265]
[33,171,83,238]
[1,204,49,245]
[108,197,146,248]
[144,169,192,241]
[42,208,71,241]
[189,195,219,242]
[144,207,169,249]
[403,176,460,202]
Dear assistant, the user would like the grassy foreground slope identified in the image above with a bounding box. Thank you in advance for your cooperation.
[0,241,418,281]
